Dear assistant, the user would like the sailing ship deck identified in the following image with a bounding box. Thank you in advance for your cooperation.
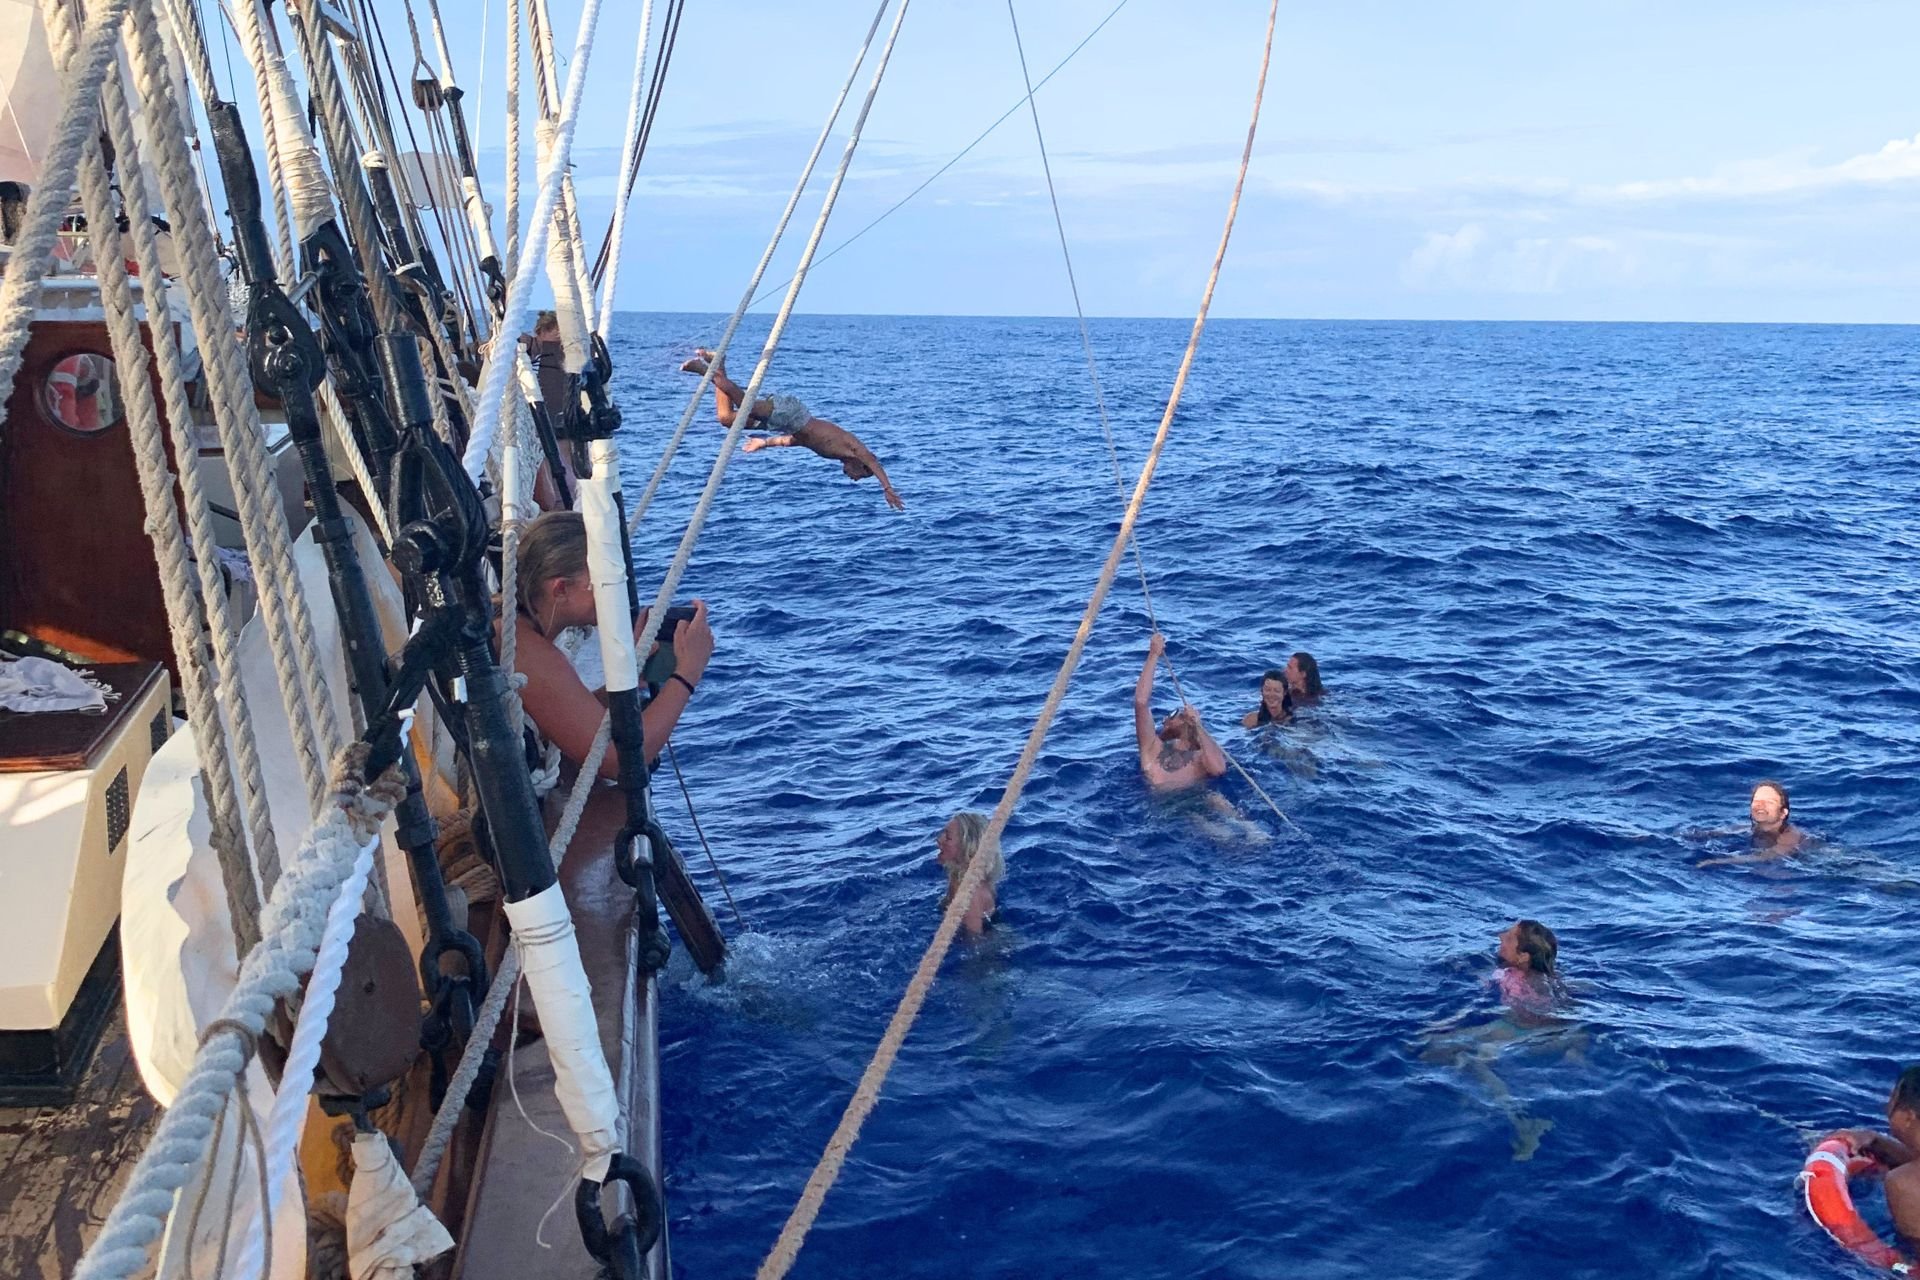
[0,1004,158,1279]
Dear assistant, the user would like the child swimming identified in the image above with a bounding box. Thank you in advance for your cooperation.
[1421,919,1570,1160]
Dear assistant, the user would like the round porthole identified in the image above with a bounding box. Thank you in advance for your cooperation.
[41,352,123,435]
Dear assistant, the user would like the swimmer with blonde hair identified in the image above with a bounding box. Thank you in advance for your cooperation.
[936,811,1002,934]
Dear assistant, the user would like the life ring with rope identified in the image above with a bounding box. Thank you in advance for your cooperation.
[1801,1134,1913,1273]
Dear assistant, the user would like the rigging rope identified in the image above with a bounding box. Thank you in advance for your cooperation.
[44,0,261,955]
[667,742,747,932]
[625,0,897,534]
[755,4,1280,1273]
[0,0,134,407]
[748,0,1134,309]
[459,0,604,480]
[594,0,656,337]
[1004,0,1300,835]
[96,0,287,905]
[504,0,522,279]
[588,0,686,287]
[144,0,346,829]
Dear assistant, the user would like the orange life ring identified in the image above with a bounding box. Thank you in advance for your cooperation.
[1801,1135,1911,1273]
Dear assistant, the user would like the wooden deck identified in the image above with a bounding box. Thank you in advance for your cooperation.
[0,1003,159,1279]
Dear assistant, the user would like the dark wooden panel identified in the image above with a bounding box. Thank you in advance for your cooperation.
[0,662,163,772]
[0,322,173,671]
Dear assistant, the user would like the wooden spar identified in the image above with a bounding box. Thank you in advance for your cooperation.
[657,834,725,976]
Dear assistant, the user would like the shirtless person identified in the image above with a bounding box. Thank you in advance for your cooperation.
[681,348,904,510]
[1134,634,1227,792]
[1695,780,1807,867]
[1832,1065,1920,1257]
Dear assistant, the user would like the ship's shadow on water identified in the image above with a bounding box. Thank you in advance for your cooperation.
[621,316,1920,1279]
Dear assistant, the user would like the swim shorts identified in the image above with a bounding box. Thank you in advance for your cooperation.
[762,392,812,433]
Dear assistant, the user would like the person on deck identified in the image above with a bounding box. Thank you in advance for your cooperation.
[1694,779,1807,866]
[680,347,904,511]
[1135,634,1227,792]
[1284,651,1324,706]
[1241,668,1294,728]
[935,811,1002,935]
[505,511,713,781]
[1832,1066,1920,1253]
[519,310,573,510]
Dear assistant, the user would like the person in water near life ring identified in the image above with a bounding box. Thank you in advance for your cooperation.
[935,812,1002,935]
[1421,920,1571,1161]
[1694,779,1808,866]
[1240,668,1293,728]
[503,511,713,780]
[1806,1065,1920,1268]
[680,347,905,511]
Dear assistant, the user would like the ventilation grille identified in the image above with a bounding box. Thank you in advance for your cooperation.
[151,709,170,754]
[105,768,130,854]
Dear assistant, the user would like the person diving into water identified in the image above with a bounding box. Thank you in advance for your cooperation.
[681,348,905,511]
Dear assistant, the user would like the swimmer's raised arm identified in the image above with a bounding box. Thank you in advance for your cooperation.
[1135,635,1164,772]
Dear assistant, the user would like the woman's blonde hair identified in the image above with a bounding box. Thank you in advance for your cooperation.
[517,511,588,615]
[942,810,1002,905]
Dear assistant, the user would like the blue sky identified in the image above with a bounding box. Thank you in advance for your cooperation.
[436,1,1920,322]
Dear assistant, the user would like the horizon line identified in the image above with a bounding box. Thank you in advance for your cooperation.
[607,309,1920,328]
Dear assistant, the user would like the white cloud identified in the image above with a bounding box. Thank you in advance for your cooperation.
[1597,132,1920,203]
[1404,223,1626,294]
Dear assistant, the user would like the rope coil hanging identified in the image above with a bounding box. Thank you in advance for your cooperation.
[756,4,1281,1273]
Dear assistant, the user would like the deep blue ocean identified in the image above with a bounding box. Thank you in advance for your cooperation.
[605,314,1920,1279]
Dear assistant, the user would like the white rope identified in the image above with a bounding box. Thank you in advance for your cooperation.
[74,750,402,1280]
[0,0,133,409]
[98,0,287,898]
[461,0,608,481]
[1004,0,1299,834]
[231,829,382,1280]
[757,4,1277,1271]
[625,0,895,534]
[230,0,298,279]
[322,380,395,544]
[45,0,262,954]
[125,0,346,832]
[526,0,598,324]
[594,0,654,337]
[230,0,334,243]
[503,0,522,281]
